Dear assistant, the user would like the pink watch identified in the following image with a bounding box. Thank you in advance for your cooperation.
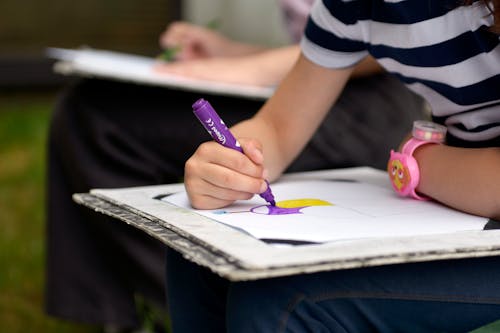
[387,121,447,200]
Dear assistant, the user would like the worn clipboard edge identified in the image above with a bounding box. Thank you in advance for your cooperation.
[72,192,250,277]
[73,192,500,281]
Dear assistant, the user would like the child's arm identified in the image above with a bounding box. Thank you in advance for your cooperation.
[415,144,500,220]
[156,45,301,87]
[184,54,353,209]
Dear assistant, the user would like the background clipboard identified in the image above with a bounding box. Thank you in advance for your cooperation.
[47,47,274,100]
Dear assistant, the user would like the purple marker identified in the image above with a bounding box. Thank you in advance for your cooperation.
[192,98,276,206]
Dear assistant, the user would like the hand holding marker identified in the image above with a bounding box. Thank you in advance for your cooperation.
[158,19,221,62]
[192,98,276,206]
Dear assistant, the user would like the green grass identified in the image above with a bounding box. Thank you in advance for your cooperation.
[0,91,168,333]
[0,91,99,332]
[0,90,499,333]
[472,321,500,333]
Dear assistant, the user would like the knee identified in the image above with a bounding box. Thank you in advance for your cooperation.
[227,279,288,332]
[227,278,343,333]
[226,275,373,333]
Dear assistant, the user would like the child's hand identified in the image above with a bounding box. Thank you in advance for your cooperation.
[184,138,269,209]
[159,21,235,61]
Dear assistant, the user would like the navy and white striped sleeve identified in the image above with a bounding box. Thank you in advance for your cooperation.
[300,0,369,69]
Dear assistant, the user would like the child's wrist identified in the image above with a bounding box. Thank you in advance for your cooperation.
[413,143,442,194]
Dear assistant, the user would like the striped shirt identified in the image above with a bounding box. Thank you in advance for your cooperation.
[300,0,500,145]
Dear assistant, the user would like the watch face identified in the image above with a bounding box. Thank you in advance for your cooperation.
[388,152,412,196]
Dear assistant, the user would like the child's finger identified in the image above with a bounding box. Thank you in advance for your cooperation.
[185,173,255,209]
[239,138,265,165]
[186,154,265,194]
[195,142,265,179]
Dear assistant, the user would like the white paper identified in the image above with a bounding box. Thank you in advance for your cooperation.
[46,47,274,99]
[162,180,488,243]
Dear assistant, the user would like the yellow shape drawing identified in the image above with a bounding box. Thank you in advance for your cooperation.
[277,198,333,208]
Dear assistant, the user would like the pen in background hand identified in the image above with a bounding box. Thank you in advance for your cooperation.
[157,45,182,62]
[192,98,276,206]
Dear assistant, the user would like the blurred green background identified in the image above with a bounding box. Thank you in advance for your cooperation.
[0,0,178,331]
[1,0,500,332]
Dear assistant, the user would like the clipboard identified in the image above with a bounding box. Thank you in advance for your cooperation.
[46,47,274,100]
[73,167,500,281]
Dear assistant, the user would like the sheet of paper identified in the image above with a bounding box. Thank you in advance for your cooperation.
[162,180,488,243]
[46,47,274,99]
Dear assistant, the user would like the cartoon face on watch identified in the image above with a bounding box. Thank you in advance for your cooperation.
[387,151,416,196]
[388,158,410,191]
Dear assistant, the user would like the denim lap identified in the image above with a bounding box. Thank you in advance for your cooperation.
[226,256,500,333]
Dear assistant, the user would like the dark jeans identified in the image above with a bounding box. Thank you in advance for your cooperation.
[166,249,500,333]
[46,73,424,328]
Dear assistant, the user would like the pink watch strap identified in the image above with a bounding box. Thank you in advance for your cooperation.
[402,138,434,156]
[401,138,435,200]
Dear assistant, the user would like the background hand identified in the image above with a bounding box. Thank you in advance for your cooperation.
[159,21,263,60]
